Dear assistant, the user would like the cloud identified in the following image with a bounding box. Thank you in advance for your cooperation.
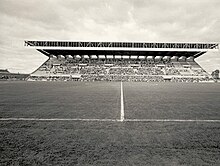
[0,0,219,73]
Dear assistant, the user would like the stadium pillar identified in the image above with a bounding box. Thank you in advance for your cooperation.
[75,55,81,59]
[155,56,162,61]
[147,56,154,61]
[179,56,186,62]
[57,55,65,59]
[152,56,155,62]
[66,55,72,59]
[171,56,178,62]
[187,56,194,62]
[163,56,170,61]
[167,56,171,61]
[49,54,56,59]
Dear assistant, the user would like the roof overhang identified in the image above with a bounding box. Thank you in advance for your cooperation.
[38,49,204,58]
[25,40,219,58]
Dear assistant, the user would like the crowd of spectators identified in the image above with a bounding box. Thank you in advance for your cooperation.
[79,75,165,82]
[29,75,214,83]
[29,57,211,82]
[171,77,213,83]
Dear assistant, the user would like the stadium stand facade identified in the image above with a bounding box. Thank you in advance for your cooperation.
[25,41,219,82]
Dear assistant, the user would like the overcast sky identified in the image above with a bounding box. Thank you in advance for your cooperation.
[0,0,219,74]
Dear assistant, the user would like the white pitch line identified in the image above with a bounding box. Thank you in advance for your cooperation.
[125,119,220,122]
[0,118,118,122]
[0,118,220,122]
[120,81,124,122]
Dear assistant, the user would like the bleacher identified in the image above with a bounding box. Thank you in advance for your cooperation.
[29,57,211,82]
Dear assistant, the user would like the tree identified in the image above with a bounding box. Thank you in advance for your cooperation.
[211,70,219,79]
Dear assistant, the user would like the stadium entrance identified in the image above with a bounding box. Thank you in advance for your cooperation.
[25,41,219,82]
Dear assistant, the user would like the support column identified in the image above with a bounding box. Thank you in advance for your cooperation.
[179,56,186,62]
[171,56,178,62]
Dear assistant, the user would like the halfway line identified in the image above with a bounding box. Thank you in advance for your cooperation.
[120,81,124,122]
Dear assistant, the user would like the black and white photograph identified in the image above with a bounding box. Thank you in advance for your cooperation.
[0,0,220,165]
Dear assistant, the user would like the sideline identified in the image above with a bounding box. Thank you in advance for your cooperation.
[0,118,220,122]
[0,118,118,122]
[125,119,220,122]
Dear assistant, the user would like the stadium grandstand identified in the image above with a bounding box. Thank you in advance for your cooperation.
[25,41,219,82]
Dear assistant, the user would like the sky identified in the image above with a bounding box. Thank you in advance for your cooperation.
[0,0,219,74]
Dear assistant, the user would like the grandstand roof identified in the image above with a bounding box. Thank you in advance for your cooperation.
[25,41,219,58]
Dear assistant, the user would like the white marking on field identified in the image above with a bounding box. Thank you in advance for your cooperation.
[0,118,118,122]
[125,119,220,122]
[120,81,124,122]
[0,118,220,122]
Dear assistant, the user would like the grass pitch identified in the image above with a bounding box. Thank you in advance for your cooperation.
[0,81,220,165]
[1,121,220,166]
[0,82,120,119]
[124,82,220,120]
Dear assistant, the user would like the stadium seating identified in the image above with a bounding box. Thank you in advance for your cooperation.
[29,57,212,82]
